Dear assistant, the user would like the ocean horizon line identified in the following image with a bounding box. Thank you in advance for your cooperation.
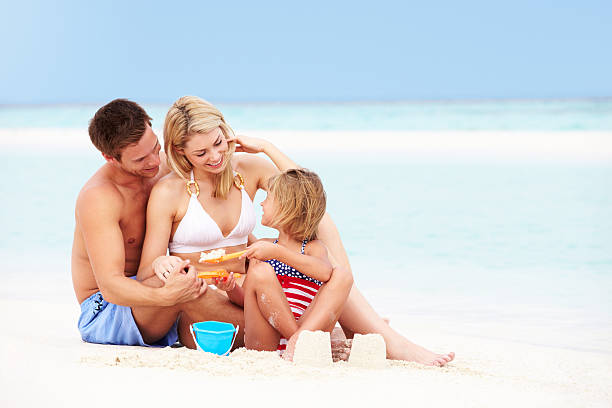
[1,96,611,109]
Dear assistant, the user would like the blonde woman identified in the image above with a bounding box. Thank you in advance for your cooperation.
[138,96,453,365]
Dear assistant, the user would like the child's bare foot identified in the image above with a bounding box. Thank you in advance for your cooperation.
[331,338,352,362]
[282,331,300,361]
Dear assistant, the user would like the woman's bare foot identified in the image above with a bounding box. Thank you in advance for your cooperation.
[389,338,454,366]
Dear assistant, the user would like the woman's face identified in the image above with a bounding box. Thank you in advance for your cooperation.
[181,127,229,174]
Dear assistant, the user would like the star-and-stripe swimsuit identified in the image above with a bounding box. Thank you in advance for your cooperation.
[265,239,322,354]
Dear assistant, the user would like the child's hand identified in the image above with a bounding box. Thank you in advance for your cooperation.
[240,241,277,261]
[214,272,238,292]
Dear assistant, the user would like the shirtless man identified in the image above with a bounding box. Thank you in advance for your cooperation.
[72,99,244,347]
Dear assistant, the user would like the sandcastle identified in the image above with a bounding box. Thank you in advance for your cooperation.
[292,330,333,367]
[348,333,387,369]
[292,330,387,369]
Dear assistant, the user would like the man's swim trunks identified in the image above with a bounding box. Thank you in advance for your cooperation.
[78,290,178,347]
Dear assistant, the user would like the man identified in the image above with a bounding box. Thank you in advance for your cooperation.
[72,99,243,347]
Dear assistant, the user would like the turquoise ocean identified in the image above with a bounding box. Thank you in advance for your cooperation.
[1,99,610,352]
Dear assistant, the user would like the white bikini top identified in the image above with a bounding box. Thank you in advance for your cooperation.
[168,171,256,253]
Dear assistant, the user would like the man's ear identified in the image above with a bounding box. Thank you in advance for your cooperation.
[101,152,117,164]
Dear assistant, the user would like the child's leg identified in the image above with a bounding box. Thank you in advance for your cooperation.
[297,266,353,332]
[243,262,299,351]
[282,266,353,361]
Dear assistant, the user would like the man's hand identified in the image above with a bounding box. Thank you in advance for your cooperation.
[239,241,278,261]
[152,255,185,282]
[161,260,207,306]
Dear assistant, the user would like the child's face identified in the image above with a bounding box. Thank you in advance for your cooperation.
[260,192,278,228]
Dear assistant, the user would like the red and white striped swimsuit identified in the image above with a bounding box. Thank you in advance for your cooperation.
[265,239,322,354]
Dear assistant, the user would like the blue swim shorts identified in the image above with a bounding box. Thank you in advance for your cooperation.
[78,290,178,347]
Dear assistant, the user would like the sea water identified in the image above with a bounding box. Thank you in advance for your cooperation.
[1,100,610,352]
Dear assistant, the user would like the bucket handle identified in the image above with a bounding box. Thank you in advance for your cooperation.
[189,324,202,351]
[189,324,240,356]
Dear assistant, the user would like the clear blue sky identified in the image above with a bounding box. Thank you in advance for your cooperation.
[1,0,610,104]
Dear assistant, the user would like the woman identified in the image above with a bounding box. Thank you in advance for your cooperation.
[138,96,454,366]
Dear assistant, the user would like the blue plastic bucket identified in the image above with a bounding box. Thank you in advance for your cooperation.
[189,321,239,356]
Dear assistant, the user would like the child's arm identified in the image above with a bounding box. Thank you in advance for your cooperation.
[242,240,333,282]
[213,273,244,307]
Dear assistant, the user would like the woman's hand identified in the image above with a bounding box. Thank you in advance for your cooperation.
[214,272,238,292]
[152,255,186,282]
[240,241,278,261]
[227,135,270,154]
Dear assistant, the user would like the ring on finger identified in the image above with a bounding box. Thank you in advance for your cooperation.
[163,271,169,278]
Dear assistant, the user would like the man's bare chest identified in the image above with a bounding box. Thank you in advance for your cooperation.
[118,194,149,252]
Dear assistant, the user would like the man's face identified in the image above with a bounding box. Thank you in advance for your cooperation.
[118,124,162,178]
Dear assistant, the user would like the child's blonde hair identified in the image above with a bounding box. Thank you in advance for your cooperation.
[268,168,326,241]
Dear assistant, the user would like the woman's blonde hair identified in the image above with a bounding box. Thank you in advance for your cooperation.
[268,169,326,241]
[164,96,236,198]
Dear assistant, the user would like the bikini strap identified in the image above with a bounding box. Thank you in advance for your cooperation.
[273,239,278,244]
[186,170,200,197]
[233,171,245,190]
[301,239,308,254]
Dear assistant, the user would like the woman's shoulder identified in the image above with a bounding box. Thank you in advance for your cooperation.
[233,154,274,175]
[151,172,186,197]
[233,154,277,193]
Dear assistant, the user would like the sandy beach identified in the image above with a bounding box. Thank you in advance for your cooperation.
[1,275,610,407]
[1,128,611,407]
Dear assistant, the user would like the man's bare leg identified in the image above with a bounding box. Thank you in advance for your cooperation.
[317,214,455,366]
[132,275,245,349]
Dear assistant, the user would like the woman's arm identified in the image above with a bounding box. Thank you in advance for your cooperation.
[241,240,333,282]
[230,135,301,173]
[137,180,181,281]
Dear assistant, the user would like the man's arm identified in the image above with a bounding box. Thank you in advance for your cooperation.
[77,186,195,307]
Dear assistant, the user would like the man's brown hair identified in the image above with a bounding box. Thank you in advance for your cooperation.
[88,99,152,160]
[268,168,327,241]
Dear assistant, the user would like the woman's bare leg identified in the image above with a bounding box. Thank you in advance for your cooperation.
[243,262,298,351]
[340,286,454,365]
[317,213,455,366]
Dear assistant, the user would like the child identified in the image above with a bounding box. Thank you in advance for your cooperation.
[220,168,350,356]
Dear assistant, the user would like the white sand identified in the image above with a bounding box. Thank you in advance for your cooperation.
[1,292,610,407]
